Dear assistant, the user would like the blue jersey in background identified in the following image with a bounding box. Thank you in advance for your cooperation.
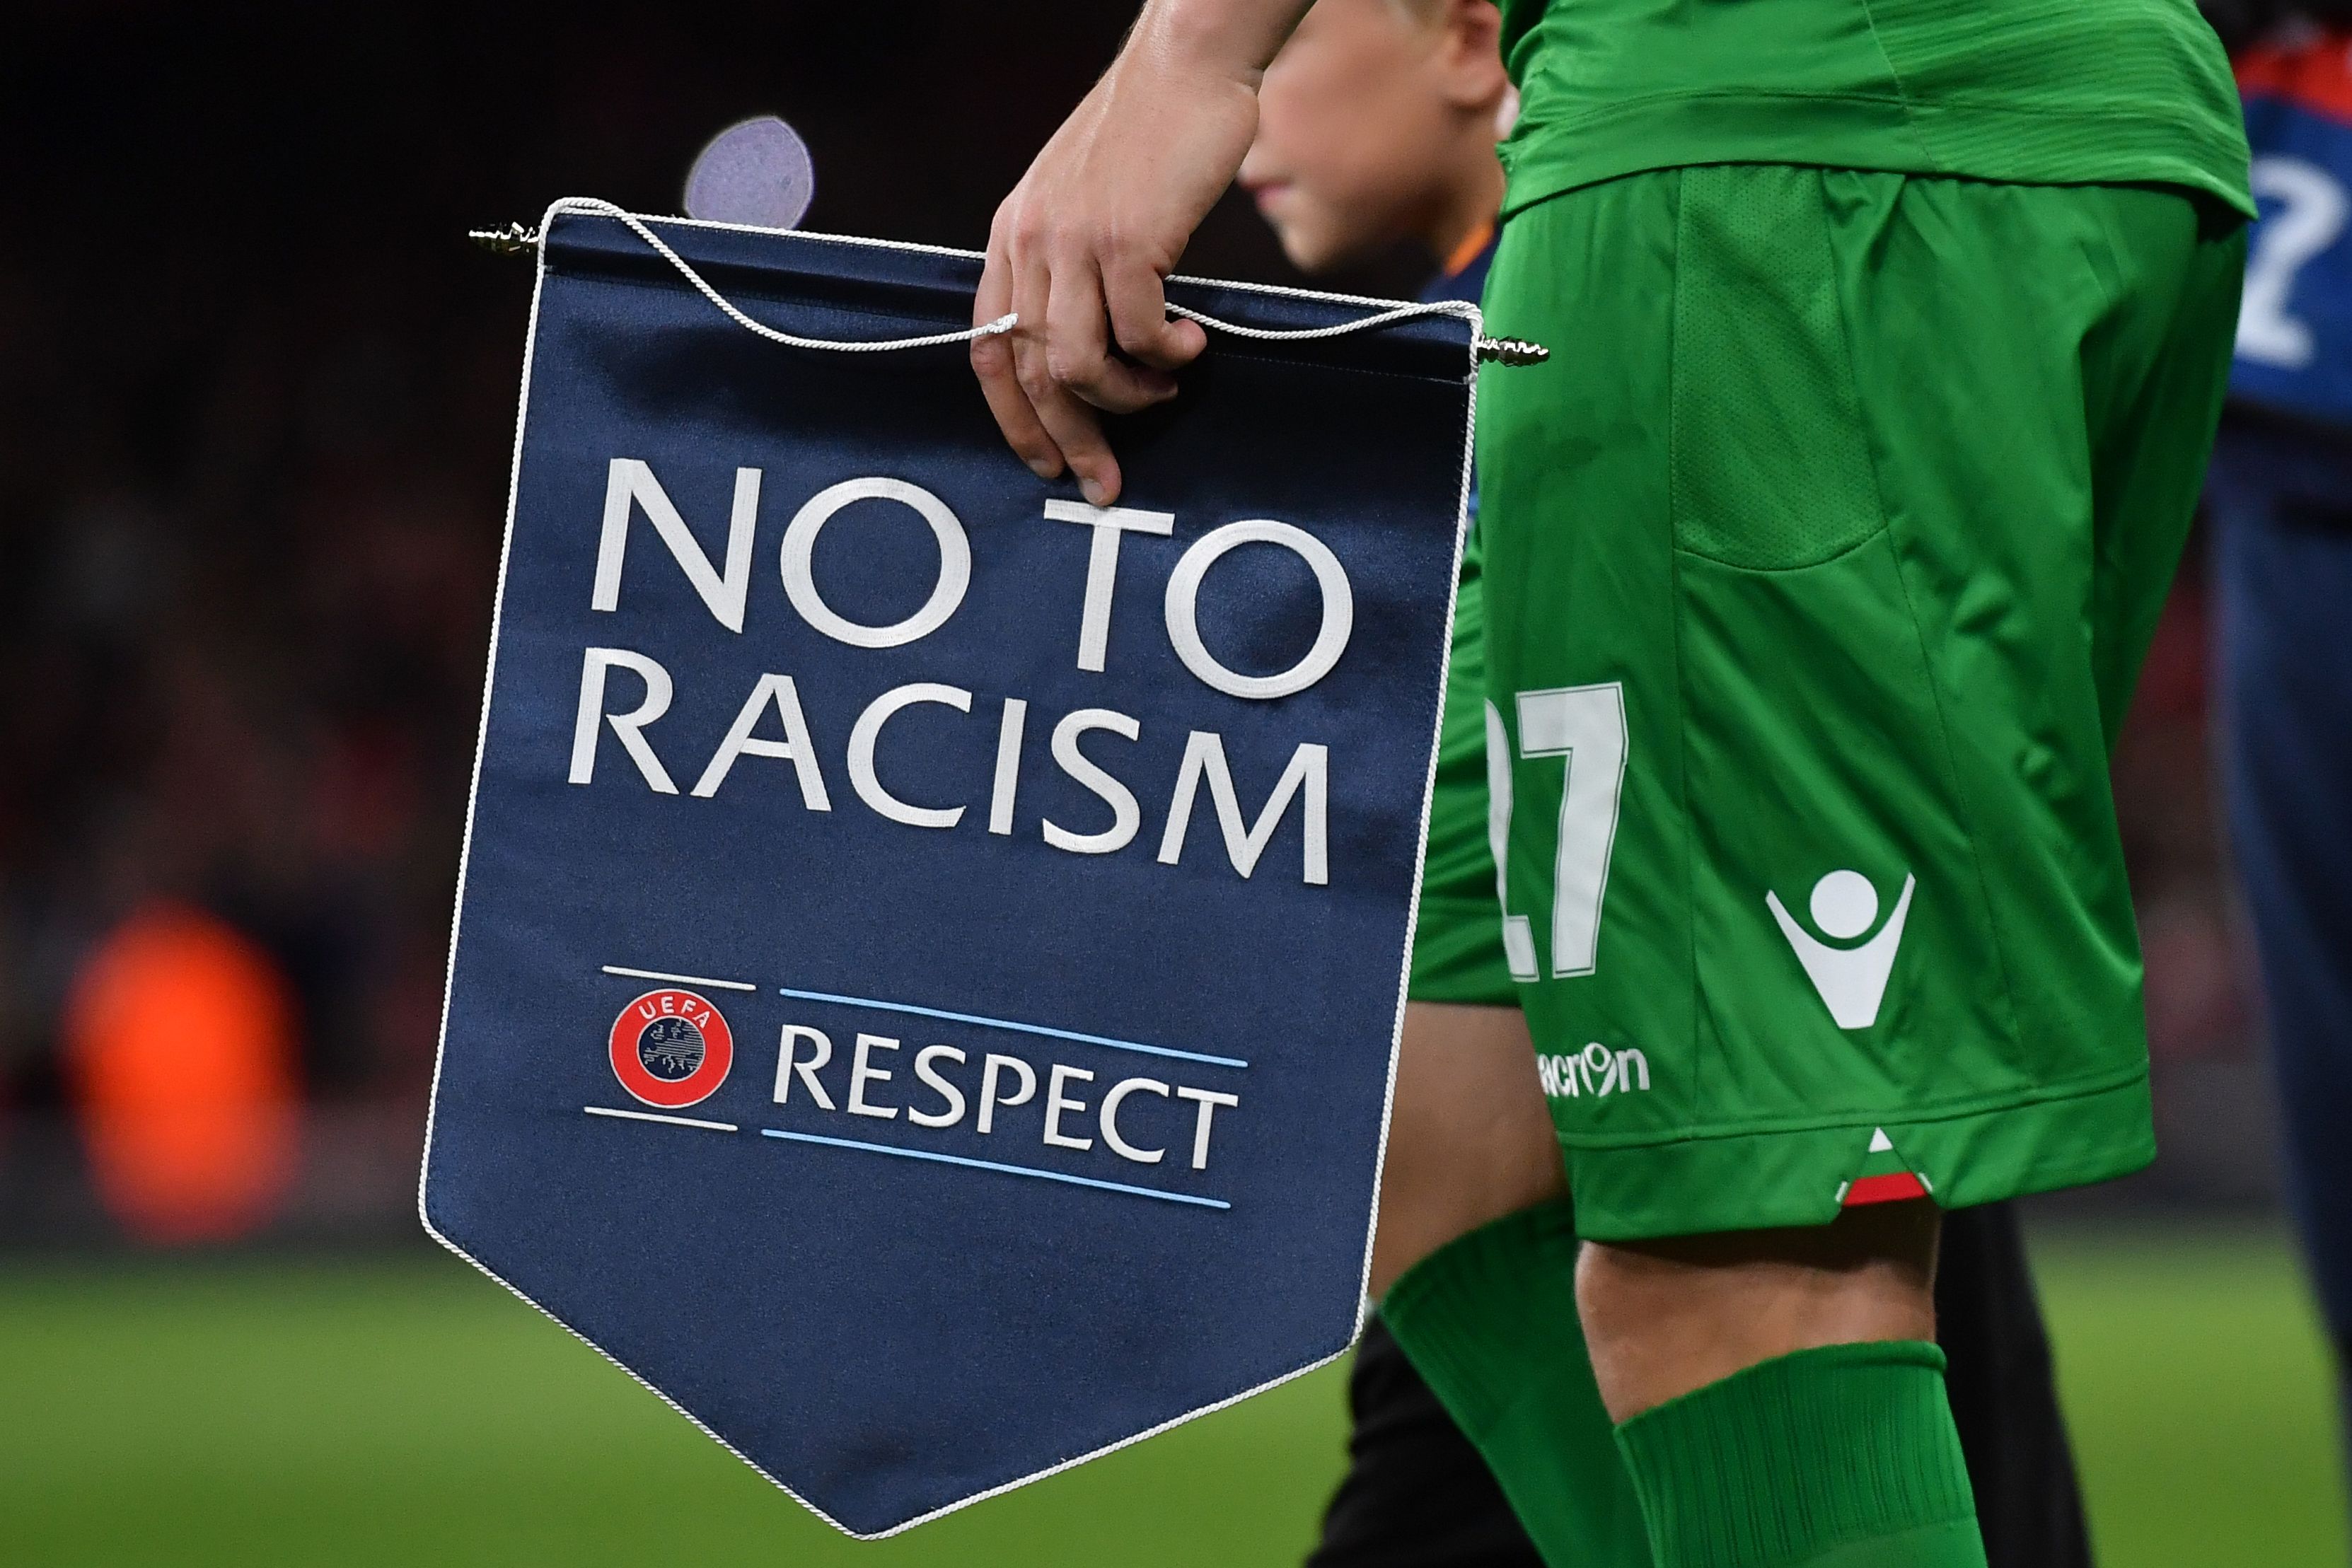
[2232,29,2352,424]
[2215,23,2352,1506]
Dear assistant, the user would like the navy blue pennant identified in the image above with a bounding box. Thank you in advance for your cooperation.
[423,202,1475,1535]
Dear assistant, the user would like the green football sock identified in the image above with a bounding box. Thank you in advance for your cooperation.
[1614,1342,1987,1568]
[1380,1201,1653,1567]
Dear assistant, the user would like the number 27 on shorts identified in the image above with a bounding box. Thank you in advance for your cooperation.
[1483,683,1628,984]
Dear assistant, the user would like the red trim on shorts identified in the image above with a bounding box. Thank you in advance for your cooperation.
[1842,1171,1932,1207]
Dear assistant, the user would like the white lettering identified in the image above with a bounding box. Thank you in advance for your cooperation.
[907,1045,968,1129]
[1099,1076,1169,1164]
[1043,708,1142,855]
[1042,1064,1095,1151]
[593,459,760,632]
[988,698,1026,836]
[690,672,830,805]
[1163,519,1353,699]
[846,1033,901,1119]
[569,647,678,793]
[1043,499,1176,673]
[1175,1086,1239,1171]
[976,1052,1037,1134]
[1538,1047,1649,1098]
[775,1026,836,1110]
[1158,733,1328,885]
[780,477,970,648]
[847,683,972,829]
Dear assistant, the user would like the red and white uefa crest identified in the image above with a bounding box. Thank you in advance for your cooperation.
[608,989,735,1108]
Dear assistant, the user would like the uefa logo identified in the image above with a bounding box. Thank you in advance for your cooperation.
[608,989,735,1108]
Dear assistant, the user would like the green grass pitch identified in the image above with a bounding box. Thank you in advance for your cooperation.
[0,1227,2342,1565]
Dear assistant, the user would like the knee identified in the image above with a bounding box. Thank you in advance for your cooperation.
[1574,1200,1941,1422]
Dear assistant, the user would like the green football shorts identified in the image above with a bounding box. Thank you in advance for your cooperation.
[1409,525,1524,1008]
[1410,165,2244,1242]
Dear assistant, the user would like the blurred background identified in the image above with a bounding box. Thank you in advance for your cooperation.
[1,1,2345,1564]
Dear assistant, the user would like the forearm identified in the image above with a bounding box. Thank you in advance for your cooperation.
[1125,0,1318,86]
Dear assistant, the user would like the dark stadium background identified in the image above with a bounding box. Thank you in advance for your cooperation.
[0,4,2342,1564]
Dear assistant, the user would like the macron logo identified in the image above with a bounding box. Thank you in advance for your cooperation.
[1767,869,1915,1030]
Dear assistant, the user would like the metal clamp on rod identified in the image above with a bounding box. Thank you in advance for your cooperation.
[1475,336,1549,366]
[468,222,538,255]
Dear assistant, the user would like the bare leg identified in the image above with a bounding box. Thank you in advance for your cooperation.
[1575,1200,1940,1421]
[1572,1204,1988,1567]
[1367,1000,1563,1299]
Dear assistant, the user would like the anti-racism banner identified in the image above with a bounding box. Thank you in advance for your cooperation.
[423,199,1480,1536]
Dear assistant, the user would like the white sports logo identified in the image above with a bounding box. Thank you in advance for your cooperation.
[1539,1042,1650,1099]
[1767,869,1915,1029]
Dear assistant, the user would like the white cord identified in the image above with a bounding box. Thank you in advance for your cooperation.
[524,199,1543,362]
[544,197,1016,352]
[1167,295,1544,365]
[1164,298,1477,340]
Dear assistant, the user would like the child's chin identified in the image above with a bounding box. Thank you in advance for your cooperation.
[1273,225,1348,276]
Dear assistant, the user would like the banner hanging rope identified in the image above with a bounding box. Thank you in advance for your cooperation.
[471,199,1548,364]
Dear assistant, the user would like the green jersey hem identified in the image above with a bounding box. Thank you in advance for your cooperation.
[1559,1070,2154,1242]
[1500,93,2255,221]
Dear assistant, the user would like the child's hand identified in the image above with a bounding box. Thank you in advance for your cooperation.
[973,4,1307,505]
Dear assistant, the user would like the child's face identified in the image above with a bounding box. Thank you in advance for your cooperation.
[1240,0,1473,274]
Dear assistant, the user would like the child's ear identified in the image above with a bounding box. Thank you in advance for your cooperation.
[1438,0,1510,108]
